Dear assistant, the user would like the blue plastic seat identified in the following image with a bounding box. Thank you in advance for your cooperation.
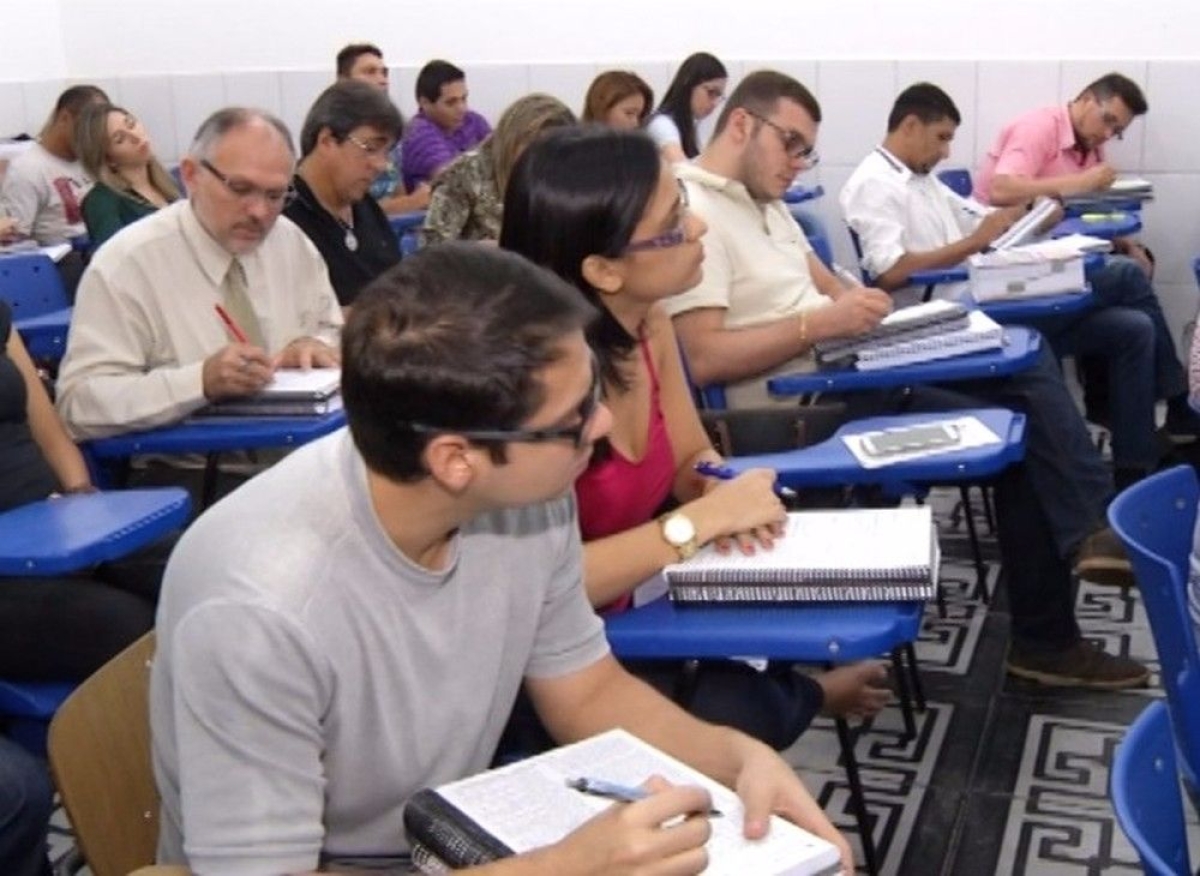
[1111,700,1192,875]
[0,251,72,359]
[937,168,973,198]
[788,207,833,269]
[1108,465,1200,800]
[389,211,426,257]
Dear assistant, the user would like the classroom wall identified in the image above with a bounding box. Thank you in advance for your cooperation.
[2,0,1197,346]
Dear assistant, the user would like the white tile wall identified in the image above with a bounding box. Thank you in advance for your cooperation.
[6,58,1194,346]
[119,76,180,165]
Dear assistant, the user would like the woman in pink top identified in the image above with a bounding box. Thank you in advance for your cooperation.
[501,127,887,749]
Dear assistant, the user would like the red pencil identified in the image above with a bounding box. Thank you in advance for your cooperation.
[214,304,249,344]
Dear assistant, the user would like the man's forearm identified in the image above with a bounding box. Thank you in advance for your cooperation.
[677,315,807,387]
[876,238,983,291]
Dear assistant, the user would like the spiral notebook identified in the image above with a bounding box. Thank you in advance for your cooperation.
[853,310,1003,371]
[403,728,842,875]
[664,506,938,604]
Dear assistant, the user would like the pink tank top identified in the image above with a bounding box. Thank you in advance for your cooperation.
[575,339,676,610]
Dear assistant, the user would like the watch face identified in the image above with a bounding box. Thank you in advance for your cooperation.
[663,514,696,545]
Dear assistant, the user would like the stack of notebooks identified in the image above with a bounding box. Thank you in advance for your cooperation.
[1062,176,1154,210]
[195,368,342,417]
[403,728,842,875]
[664,506,938,604]
[814,300,1003,371]
[968,233,1109,301]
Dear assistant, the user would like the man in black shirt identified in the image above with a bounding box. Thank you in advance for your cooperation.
[285,80,402,307]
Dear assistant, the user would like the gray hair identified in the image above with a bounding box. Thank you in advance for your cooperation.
[188,107,295,161]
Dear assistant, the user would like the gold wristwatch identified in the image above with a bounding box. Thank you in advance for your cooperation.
[659,512,699,561]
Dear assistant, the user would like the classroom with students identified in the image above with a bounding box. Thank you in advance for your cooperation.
[1,2,1199,874]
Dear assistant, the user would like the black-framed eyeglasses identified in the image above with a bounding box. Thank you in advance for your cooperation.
[745,110,820,165]
[344,133,394,158]
[403,365,603,449]
[200,158,296,208]
[1098,107,1127,141]
[623,181,691,253]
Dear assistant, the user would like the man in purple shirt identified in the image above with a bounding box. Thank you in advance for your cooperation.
[400,60,491,191]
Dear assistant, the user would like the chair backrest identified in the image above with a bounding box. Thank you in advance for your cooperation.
[48,632,159,876]
[1192,256,1200,292]
[846,225,872,283]
[1111,700,1192,875]
[0,252,69,319]
[1108,465,1200,794]
[788,207,833,269]
[937,168,973,198]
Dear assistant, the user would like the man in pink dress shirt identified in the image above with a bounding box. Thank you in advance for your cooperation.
[974,73,1200,442]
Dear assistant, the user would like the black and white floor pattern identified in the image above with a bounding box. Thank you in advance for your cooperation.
[782,488,1200,875]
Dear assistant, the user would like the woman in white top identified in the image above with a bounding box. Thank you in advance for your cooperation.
[646,52,728,162]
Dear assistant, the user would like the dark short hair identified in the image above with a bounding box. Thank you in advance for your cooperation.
[714,70,822,136]
[887,82,961,132]
[1081,72,1148,116]
[500,126,659,393]
[336,43,383,79]
[342,243,595,482]
[582,70,655,125]
[53,85,108,118]
[300,80,403,156]
[415,60,466,104]
[654,52,727,158]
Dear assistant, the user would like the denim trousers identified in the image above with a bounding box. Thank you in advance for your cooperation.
[835,344,1111,649]
[1028,255,1186,470]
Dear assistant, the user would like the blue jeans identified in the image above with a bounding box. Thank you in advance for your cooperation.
[836,344,1112,648]
[1027,255,1184,470]
[0,736,52,876]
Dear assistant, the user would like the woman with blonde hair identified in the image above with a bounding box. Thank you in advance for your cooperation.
[75,102,179,246]
[420,93,574,245]
[581,70,654,130]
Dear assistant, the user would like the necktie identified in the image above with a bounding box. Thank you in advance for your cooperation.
[221,258,265,349]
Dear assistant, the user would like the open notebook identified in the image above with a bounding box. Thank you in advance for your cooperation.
[664,506,938,603]
[403,728,842,875]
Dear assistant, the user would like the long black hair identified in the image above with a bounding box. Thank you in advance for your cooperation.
[500,126,661,393]
[654,52,727,158]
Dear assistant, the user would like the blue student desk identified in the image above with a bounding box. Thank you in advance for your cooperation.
[782,183,825,204]
[85,409,346,459]
[1051,211,1141,240]
[723,407,1026,493]
[85,410,347,506]
[389,211,426,256]
[767,326,1042,397]
[605,584,924,876]
[0,488,190,576]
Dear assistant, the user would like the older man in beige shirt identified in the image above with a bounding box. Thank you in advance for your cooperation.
[57,108,342,440]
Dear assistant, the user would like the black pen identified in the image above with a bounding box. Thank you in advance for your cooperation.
[695,460,798,500]
[566,777,722,816]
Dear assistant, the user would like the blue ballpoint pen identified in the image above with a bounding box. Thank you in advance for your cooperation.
[694,460,798,500]
[566,777,723,816]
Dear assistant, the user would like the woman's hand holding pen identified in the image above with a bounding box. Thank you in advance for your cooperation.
[689,468,786,555]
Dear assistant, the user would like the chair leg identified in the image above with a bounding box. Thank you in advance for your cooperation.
[201,452,221,509]
[903,643,926,712]
[835,717,879,876]
[890,648,916,741]
[958,485,990,604]
[982,485,997,536]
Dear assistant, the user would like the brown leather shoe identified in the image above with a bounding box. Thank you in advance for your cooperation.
[1006,640,1150,690]
[1073,526,1134,588]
